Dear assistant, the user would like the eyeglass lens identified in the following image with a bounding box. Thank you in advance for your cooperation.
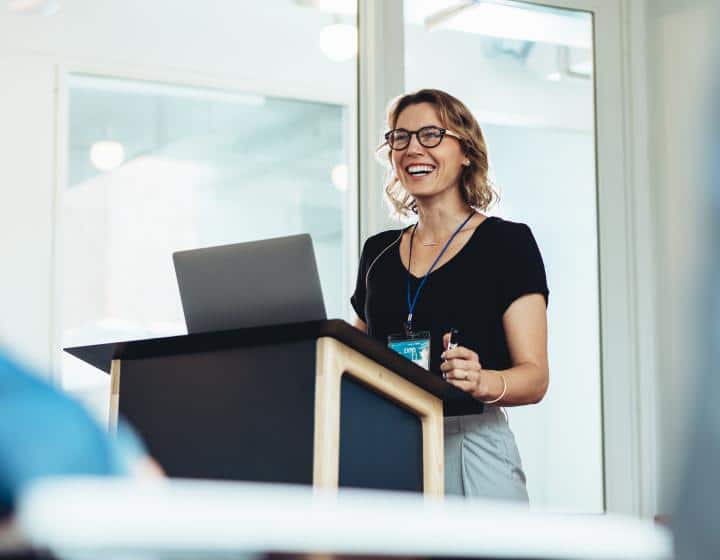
[388,127,445,149]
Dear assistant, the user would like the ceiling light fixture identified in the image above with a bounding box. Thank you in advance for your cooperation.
[90,141,125,172]
[421,0,591,49]
[319,22,357,62]
[331,163,348,191]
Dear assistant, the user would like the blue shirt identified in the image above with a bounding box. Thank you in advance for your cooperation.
[0,351,145,517]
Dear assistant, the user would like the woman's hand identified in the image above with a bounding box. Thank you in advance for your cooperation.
[440,331,503,402]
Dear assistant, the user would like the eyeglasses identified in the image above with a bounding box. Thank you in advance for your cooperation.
[382,126,462,151]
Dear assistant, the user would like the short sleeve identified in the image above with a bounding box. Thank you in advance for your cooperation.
[499,223,549,313]
[350,239,371,321]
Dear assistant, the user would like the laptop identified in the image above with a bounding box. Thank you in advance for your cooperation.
[173,234,327,333]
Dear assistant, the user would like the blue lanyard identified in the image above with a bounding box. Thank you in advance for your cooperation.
[405,211,475,333]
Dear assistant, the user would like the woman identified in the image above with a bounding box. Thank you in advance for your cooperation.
[350,89,549,502]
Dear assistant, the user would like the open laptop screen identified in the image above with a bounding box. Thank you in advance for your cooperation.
[173,234,326,333]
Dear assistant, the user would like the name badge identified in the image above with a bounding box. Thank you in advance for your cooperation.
[388,330,431,370]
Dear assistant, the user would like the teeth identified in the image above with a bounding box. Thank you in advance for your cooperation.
[407,164,435,175]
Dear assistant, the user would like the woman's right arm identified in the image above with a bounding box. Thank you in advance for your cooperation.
[353,317,368,333]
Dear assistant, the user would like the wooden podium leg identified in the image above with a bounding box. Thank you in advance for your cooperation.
[313,339,343,490]
[420,408,444,498]
[313,337,444,497]
[108,359,122,435]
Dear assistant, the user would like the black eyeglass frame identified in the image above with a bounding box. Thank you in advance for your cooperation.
[381,126,463,151]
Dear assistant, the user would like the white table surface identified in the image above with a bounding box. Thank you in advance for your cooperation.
[14,477,672,559]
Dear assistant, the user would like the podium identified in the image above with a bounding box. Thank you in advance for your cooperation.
[66,320,482,497]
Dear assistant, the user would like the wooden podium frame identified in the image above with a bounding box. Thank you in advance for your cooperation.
[72,320,482,497]
[313,337,444,496]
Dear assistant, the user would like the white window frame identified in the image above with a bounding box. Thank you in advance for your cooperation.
[357,0,657,517]
[52,61,360,385]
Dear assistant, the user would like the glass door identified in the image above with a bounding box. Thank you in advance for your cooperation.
[403,0,601,512]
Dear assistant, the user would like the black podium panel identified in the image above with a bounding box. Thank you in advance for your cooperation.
[339,375,423,492]
[120,340,317,483]
[68,319,482,415]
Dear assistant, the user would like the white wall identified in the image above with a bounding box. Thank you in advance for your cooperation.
[642,0,717,515]
[0,54,56,375]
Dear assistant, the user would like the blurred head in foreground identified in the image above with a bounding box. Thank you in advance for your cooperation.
[0,351,153,519]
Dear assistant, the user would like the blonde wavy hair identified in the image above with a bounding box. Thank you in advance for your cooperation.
[379,89,498,216]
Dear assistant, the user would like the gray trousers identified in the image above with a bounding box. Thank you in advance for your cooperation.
[444,407,529,503]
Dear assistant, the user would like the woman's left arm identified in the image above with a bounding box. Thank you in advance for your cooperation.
[441,293,549,405]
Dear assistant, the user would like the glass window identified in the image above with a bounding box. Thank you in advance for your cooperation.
[404,0,601,512]
[61,0,357,416]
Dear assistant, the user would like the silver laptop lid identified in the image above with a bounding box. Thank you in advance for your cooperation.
[173,234,326,333]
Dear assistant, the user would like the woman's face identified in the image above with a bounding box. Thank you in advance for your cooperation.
[390,102,466,202]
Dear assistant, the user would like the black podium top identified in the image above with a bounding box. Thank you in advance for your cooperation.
[65,319,483,416]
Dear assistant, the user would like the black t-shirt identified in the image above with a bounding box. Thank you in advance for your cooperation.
[351,216,549,376]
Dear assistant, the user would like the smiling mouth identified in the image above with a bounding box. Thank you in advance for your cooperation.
[406,164,436,177]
